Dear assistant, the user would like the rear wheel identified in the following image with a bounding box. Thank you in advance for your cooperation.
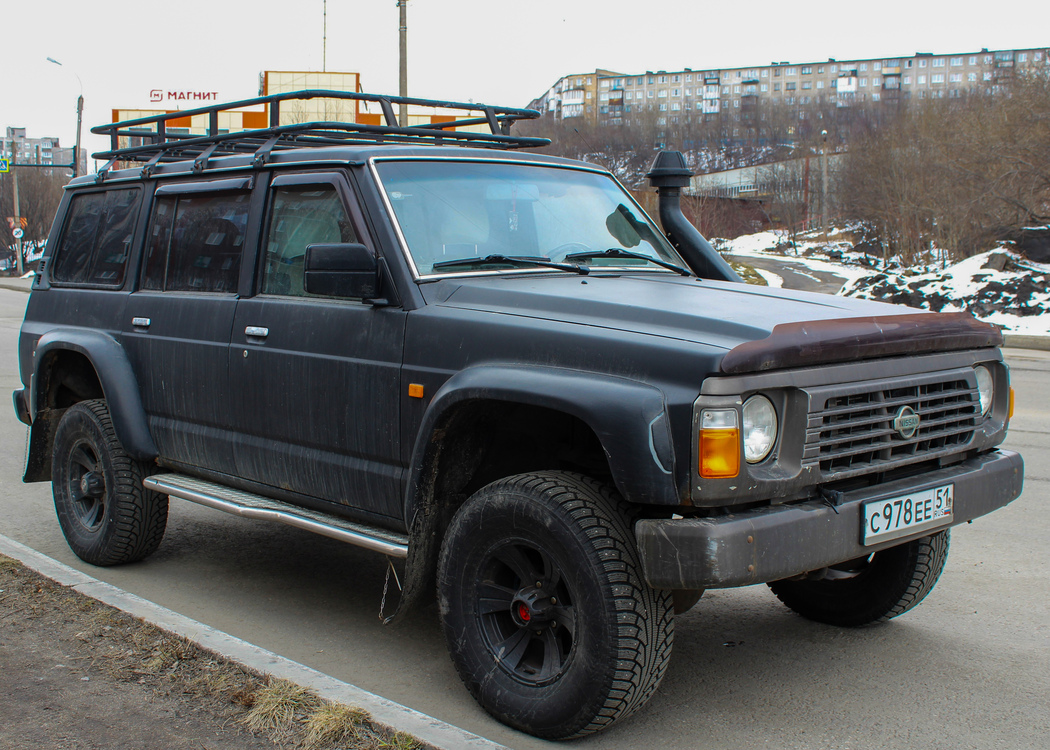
[768,530,950,627]
[437,471,673,739]
[52,400,167,566]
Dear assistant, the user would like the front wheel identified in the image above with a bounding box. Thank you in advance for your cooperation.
[52,400,168,566]
[768,530,950,627]
[437,472,674,739]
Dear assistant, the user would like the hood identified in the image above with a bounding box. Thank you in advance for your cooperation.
[423,273,916,354]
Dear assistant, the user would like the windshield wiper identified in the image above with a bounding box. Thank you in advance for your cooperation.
[431,254,590,275]
[562,248,692,277]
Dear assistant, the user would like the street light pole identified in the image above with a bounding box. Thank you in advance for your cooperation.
[47,57,83,177]
[821,129,829,243]
[74,94,84,178]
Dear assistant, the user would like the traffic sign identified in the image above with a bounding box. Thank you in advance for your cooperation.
[12,228,24,239]
[0,159,9,173]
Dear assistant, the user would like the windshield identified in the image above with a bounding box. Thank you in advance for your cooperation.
[374,160,687,277]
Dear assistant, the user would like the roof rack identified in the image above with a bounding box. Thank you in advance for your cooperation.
[91,90,550,165]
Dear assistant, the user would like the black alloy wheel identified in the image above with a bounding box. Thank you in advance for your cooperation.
[474,538,577,686]
[64,439,108,533]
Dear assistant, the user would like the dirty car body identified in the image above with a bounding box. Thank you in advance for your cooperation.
[12,92,1023,740]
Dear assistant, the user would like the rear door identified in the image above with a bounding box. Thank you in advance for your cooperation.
[122,177,256,474]
[229,171,407,523]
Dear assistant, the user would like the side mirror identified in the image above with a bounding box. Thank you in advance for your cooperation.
[304,243,378,299]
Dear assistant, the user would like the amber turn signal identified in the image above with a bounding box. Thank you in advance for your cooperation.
[1008,386,1014,420]
[700,409,740,478]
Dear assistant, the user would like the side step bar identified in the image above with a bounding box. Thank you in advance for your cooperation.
[144,473,409,559]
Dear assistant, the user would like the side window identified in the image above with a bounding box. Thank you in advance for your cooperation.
[142,191,249,293]
[51,189,140,287]
[142,196,175,290]
[262,185,357,297]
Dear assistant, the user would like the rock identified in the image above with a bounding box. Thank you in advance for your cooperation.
[982,253,1010,272]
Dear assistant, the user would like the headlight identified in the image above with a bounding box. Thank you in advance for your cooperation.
[975,365,994,416]
[742,394,777,464]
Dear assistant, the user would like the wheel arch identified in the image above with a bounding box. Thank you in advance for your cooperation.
[404,365,680,526]
[24,330,157,482]
[386,365,680,624]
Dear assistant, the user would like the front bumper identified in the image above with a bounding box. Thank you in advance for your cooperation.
[636,449,1024,590]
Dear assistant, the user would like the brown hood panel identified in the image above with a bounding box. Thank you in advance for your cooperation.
[720,312,1003,374]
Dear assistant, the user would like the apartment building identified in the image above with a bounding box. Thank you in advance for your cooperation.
[530,47,1049,126]
[2,127,85,173]
[531,69,624,121]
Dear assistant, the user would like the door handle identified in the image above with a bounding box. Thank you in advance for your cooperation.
[131,317,151,328]
[245,326,269,338]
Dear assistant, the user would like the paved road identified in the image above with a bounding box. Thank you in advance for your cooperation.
[1,286,1047,749]
[728,254,848,294]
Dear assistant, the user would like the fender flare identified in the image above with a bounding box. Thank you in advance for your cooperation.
[383,364,681,624]
[32,329,158,461]
[403,364,679,526]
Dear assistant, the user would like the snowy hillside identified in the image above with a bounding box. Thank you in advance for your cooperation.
[713,229,1050,335]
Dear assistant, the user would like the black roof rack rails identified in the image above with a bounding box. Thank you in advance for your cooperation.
[91,90,550,164]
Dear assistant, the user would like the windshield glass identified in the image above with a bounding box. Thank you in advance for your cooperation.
[374,160,687,277]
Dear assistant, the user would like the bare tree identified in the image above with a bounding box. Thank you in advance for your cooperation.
[760,159,810,252]
[0,167,68,268]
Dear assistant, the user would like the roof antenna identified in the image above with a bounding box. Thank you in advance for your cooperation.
[572,127,616,177]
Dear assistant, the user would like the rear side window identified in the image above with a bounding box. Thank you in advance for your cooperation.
[143,191,249,293]
[51,188,140,286]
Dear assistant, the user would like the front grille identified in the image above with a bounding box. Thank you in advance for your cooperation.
[803,371,979,481]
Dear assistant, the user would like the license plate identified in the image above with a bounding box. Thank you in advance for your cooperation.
[862,484,953,545]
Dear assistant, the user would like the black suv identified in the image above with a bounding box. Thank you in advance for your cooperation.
[13,91,1023,740]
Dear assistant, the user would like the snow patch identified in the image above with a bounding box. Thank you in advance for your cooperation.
[840,249,1050,334]
[754,268,784,288]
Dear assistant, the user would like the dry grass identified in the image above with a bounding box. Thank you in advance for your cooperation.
[731,261,767,286]
[302,701,370,747]
[244,678,321,739]
[243,677,423,749]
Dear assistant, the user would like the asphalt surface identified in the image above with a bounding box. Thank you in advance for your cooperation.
[728,254,848,294]
[1,283,1047,750]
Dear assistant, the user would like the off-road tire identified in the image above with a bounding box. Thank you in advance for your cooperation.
[769,530,950,627]
[437,471,674,740]
[52,400,167,566]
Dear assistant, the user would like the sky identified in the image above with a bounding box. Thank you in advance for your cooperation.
[3,0,1049,163]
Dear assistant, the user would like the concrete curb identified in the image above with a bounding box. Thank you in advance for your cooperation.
[1003,334,1050,352]
[0,282,32,294]
[0,534,507,750]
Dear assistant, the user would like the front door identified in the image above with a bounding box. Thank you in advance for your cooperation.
[229,172,407,523]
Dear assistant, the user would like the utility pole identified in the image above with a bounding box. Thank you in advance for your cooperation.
[398,0,408,126]
[821,129,829,243]
[322,0,327,72]
[74,93,83,178]
[12,162,23,276]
